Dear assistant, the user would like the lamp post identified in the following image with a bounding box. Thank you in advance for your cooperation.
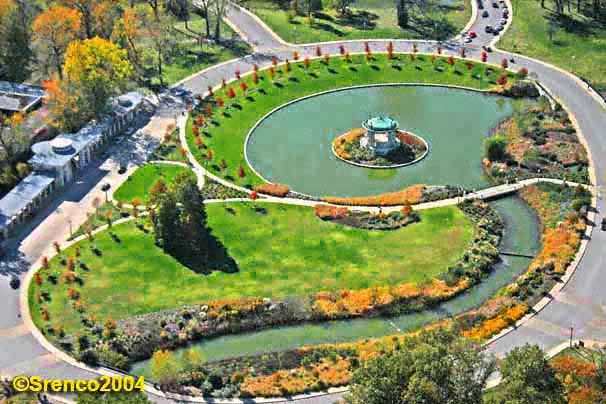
[101,183,111,203]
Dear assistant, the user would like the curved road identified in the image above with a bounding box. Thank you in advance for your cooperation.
[1,1,604,403]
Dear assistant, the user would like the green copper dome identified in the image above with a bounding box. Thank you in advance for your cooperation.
[363,116,399,132]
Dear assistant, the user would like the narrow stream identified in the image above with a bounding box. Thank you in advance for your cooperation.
[132,196,540,375]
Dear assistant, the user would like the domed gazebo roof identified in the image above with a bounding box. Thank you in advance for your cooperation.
[363,116,399,132]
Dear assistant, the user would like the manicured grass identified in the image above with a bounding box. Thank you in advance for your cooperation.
[150,12,250,85]
[113,164,194,204]
[243,0,471,43]
[188,53,515,188]
[29,203,472,334]
[500,0,606,86]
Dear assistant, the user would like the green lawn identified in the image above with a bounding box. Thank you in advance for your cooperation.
[149,13,251,85]
[189,53,515,188]
[29,203,472,334]
[500,0,606,86]
[113,164,194,204]
[243,0,471,43]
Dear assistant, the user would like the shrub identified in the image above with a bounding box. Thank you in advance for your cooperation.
[253,183,290,197]
[517,67,529,78]
[322,185,425,206]
[496,74,508,86]
[226,87,236,98]
[484,135,508,161]
[314,204,349,220]
[501,58,508,68]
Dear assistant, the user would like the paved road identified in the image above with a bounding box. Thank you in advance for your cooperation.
[1,1,605,403]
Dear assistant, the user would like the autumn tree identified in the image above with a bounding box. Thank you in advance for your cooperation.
[58,0,97,39]
[112,7,144,76]
[0,113,29,173]
[33,6,82,80]
[92,0,122,39]
[63,37,132,119]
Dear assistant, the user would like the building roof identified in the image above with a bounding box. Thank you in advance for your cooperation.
[363,116,399,132]
[29,91,145,169]
[0,81,45,97]
[0,173,55,230]
[0,81,45,114]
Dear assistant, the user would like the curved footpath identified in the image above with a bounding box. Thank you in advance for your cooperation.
[1,1,605,403]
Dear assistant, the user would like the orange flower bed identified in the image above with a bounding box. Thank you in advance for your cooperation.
[240,358,351,397]
[314,204,349,220]
[332,128,365,160]
[520,185,585,275]
[323,184,425,206]
[462,304,528,341]
[311,278,467,319]
[253,183,290,197]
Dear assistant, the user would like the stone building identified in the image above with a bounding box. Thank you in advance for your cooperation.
[0,92,146,241]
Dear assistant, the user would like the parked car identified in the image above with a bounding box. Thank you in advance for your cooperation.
[500,18,507,25]
[601,218,606,231]
[485,25,493,33]
[492,1,499,8]
[468,31,477,38]
[118,164,127,174]
[477,0,484,9]
[496,24,504,31]
[482,10,489,17]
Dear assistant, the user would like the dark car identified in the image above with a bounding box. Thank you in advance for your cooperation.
[482,10,489,17]
[118,164,127,174]
[492,1,499,8]
[601,218,606,231]
[485,25,493,33]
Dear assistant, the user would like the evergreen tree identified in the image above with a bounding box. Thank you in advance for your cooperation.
[0,0,33,81]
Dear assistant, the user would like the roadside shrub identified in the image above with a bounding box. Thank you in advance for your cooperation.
[322,185,425,206]
[253,183,290,197]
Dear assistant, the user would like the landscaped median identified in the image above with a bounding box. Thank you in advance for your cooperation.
[186,51,520,189]
[27,197,509,396]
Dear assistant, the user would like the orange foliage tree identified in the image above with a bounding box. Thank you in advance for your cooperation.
[33,6,82,80]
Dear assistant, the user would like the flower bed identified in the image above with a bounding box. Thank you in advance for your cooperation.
[483,96,589,185]
[314,204,420,230]
[200,178,249,200]
[323,184,425,206]
[502,183,590,306]
[332,129,428,168]
[252,183,290,197]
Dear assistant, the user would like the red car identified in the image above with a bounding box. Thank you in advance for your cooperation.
[468,31,477,38]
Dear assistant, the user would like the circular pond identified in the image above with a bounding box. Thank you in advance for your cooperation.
[246,85,514,197]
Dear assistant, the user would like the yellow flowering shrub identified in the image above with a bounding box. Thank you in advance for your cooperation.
[462,304,528,341]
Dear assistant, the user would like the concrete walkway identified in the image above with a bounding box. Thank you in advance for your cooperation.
[2,1,605,403]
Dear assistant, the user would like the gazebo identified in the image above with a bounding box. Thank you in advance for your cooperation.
[360,116,401,156]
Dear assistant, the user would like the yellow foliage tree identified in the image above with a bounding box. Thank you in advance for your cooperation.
[150,350,180,387]
[47,37,132,131]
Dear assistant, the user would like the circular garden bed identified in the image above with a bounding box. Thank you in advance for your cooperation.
[332,128,429,168]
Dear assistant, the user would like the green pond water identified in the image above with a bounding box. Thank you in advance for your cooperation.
[246,85,514,197]
[131,196,539,377]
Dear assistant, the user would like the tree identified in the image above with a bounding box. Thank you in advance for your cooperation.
[484,135,509,161]
[396,0,409,28]
[334,0,352,15]
[152,174,212,273]
[92,0,121,39]
[347,329,494,404]
[58,0,97,38]
[486,344,565,404]
[140,7,175,87]
[211,0,228,42]
[112,7,144,75]
[0,113,29,169]
[33,6,82,80]
[0,0,33,82]
[62,37,132,121]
